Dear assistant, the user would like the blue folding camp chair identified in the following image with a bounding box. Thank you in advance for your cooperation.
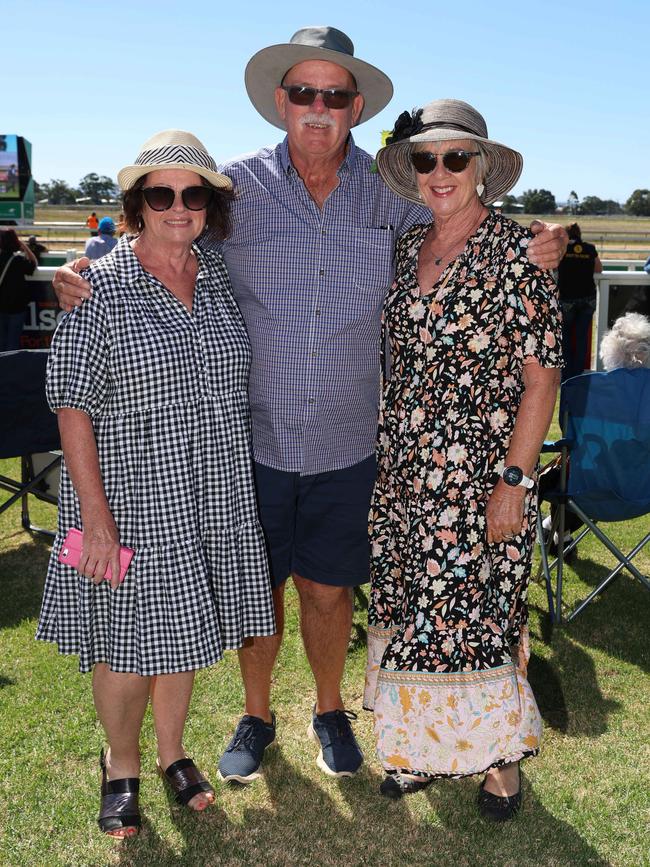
[538,368,650,624]
[0,350,61,538]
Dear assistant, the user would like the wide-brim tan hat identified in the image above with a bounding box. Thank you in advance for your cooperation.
[376,99,523,206]
[117,130,232,191]
[245,25,393,130]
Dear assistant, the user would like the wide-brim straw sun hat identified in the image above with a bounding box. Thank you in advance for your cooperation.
[117,130,232,192]
[245,25,393,130]
[376,99,523,206]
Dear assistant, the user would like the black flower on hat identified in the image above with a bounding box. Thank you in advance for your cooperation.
[386,108,424,145]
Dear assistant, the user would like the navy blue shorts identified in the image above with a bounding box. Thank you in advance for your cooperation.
[253,456,376,589]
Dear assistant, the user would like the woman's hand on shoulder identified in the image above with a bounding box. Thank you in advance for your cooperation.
[18,239,38,266]
[527,221,568,270]
[78,509,122,591]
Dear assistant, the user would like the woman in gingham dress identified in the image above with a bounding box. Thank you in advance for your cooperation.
[37,131,275,837]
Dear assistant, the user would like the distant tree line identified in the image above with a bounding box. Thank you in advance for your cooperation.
[499,188,650,216]
[33,174,650,217]
[34,173,119,205]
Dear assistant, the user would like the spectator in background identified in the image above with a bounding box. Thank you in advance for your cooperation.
[557,222,602,381]
[600,311,650,370]
[539,309,650,553]
[27,235,48,264]
[85,217,117,261]
[86,212,99,236]
[0,228,37,351]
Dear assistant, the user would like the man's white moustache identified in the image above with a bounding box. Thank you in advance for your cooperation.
[299,114,336,127]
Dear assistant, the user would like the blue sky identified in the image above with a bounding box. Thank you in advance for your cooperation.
[5,0,647,203]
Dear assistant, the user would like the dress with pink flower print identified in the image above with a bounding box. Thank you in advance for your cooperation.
[364,211,562,780]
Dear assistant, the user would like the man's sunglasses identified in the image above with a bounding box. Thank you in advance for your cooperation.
[410,150,480,174]
[142,185,213,212]
[281,85,358,110]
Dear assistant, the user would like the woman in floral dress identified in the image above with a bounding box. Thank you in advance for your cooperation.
[364,100,562,820]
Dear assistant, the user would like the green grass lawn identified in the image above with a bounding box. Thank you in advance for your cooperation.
[1,455,648,867]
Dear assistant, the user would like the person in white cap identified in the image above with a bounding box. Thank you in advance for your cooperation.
[51,26,567,785]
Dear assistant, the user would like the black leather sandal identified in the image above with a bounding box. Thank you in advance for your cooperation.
[477,765,522,822]
[98,750,141,836]
[159,757,215,808]
[379,772,433,799]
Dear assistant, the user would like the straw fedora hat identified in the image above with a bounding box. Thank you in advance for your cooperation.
[245,25,393,130]
[376,99,523,206]
[117,130,232,191]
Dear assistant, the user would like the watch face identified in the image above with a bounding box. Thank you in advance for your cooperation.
[503,466,523,486]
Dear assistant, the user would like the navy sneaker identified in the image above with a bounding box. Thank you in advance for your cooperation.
[218,713,276,783]
[308,708,363,777]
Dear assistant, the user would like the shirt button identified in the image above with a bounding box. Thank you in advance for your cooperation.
[319,269,325,276]
[311,351,318,357]
[315,309,321,316]
[308,397,315,404]
[321,229,326,235]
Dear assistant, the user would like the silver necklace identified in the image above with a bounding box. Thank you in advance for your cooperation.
[431,240,459,267]
[432,248,454,267]
[431,211,486,268]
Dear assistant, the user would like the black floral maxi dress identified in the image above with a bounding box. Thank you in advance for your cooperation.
[364,212,562,778]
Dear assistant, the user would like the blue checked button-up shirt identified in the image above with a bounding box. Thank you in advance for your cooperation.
[214,136,429,475]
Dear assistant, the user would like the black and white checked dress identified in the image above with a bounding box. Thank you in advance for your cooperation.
[36,236,276,675]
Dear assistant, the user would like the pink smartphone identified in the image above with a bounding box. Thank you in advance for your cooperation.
[57,528,134,584]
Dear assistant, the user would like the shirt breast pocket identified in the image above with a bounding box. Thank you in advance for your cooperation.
[350,228,395,289]
[342,228,396,320]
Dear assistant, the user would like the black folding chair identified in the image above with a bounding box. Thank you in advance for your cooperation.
[538,368,650,624]
[0,350,61,539]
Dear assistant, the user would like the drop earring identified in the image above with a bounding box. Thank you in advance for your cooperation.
[476,182,485,197]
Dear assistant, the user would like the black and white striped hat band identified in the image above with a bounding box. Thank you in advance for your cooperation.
[135,145,218,173]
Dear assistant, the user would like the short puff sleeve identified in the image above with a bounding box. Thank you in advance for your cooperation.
[46,287,110,417]
[506,244,563,369]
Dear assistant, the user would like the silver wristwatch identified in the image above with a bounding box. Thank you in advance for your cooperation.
[501,465,534,489]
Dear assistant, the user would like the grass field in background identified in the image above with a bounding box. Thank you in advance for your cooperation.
[1,442,648,866]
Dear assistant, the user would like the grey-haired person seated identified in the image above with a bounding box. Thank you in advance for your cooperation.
[601,311,650,369]
[539,309,650,549]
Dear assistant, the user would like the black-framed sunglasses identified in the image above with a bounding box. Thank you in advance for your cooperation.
[281,85,358,110]
[410,150,480,174]
[142,185,214,212]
